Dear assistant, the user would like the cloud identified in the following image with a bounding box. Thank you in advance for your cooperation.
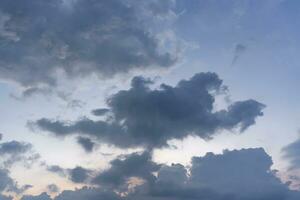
[128,148,300,200]
[232,44,247,65]
[76,137,95,153]
[0,195,12,200]
[92,151,160,190]
[189,148,288,199]
[0,0,177,88]
[69,167,93,184]
[54,187,121,200]
[91,109,110,116]
[0,168,31,195]
[47,184,60,194]
[33,72,265,149]
[282,137,300,170]
[46,165,92,184]
[0,140,39,168]
[20,148,300,200]
[0,141,32,155]
[21,193,51,200]
[0,169,15,192]
[0,139,39,198]
[46,165,66,177]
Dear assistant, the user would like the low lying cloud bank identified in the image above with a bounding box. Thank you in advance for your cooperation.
[17,148,300,200]
[33,72,265,149]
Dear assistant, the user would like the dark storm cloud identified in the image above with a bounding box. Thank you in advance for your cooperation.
[23,148,300,200]
[33,72,265,148]
[282,138,300,170]
[92,151,160,189]
[0,0,177,87]
[76,137,95,153]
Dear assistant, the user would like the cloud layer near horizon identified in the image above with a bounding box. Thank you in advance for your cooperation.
[18,148,300,200]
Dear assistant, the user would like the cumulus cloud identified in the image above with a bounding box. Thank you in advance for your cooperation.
[0,0,177,88]
[20,148,300,200]
[128,148,300,200]
[33,72,265,149]
[93,151,160,190]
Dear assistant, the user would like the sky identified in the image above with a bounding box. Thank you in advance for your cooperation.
[0,0,300,200]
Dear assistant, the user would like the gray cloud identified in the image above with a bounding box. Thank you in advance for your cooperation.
[76,137,95,153]
[282,137,300,170]
[0,140,39,168]
[232,44,247,65]
[46,165,66,177]
[33,72,265,149]
[69,167,92,184]
[46,165,92,184]
[189,148,288,199]
[0,141,32,155]
[54,187,121,200]
[0,195,12,200]
[128,148,300,200]
[0,168,31,195]
[21,148,300,200]
[0,140,38,197]
[21,193,52,200]
[92,151,160,190]
[0,0,177,88]
[91,109,110,116]
[0,169,15,193]
[47,184,60,194]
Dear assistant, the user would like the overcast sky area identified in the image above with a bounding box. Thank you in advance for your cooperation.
[1,0,300,200]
